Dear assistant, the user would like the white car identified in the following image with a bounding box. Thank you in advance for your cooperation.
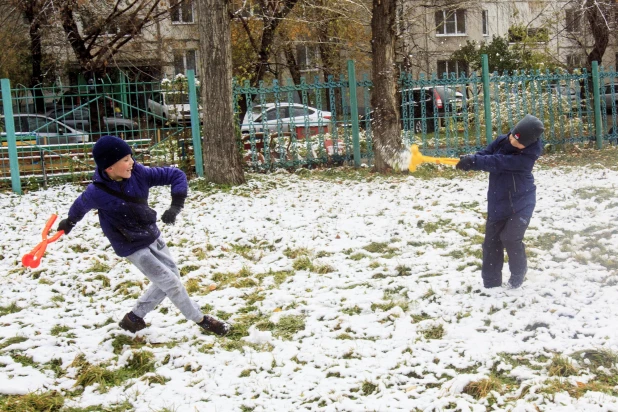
[147,91,202,124]
[240,103,332,134]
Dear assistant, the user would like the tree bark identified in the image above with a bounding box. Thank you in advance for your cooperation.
[22,0,45,113]
[198,0,245,185]
[371,0,400,172]
[585,0,610,69]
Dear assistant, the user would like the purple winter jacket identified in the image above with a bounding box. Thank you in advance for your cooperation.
[67,162,187,257]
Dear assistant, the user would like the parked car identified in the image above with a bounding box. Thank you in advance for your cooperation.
[240,103,332,134]
[45,88,120,117]
[601,84,618,113]
[147,91,202,124]
[1,114,90,145]
[45,107,139,138]
[359,86,464,133]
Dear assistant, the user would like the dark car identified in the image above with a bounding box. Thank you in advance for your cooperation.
[359,86,463,133]
[45,107,139,138]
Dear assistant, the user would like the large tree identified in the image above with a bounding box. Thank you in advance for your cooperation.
[199,0,245,184]
[370,0,399,172]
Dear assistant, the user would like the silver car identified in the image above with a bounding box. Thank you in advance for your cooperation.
[2,114,90,145]
[45,107,139,138]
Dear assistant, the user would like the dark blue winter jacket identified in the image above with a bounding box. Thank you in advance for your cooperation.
[67,162,188,257]
[467,134,542,220]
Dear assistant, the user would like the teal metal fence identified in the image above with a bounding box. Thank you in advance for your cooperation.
[0,71,203,193]
[2,55,618,193]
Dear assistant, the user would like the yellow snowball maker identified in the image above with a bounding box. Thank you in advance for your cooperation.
[408,144,459,172]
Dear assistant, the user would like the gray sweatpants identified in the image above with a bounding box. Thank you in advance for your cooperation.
[126,237,203,323]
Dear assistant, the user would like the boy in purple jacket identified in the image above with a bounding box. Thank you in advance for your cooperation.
[456,115,544,289]
[57,135,229,336]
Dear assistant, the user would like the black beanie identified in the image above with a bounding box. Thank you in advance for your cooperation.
[92,135,133,170]
[511,114,545,147]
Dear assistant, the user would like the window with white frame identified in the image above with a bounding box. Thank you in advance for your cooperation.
[174,50,197,75]
[566,54,586,68]
[296,45,319,72]
[171,0,194,24]
[565,9,581,33]
[482,10,489,36]
[435,9,466,36]
[437,60,468,77]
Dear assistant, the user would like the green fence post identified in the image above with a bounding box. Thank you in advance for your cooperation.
[1,78,21,194]
[591,61,603,149]
[347,60,361,167]
[119,71,130,118]
[187,70,204,177]
[481,54,493,144]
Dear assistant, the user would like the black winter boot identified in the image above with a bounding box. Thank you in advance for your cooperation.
[119,312,147,333]
[197,315,230,336]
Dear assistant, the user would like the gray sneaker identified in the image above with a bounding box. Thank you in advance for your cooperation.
[197,315,230,336]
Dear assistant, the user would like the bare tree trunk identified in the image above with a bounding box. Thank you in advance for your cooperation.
[371,0,400,172]
[585,0,610,69]
[198,0,245,185]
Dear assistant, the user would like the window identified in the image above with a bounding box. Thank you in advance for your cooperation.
[437,60,468,77]
[435,9,466,35]
[565,9,581,33]
[173,50,197,75]
[567,54,586,68]
[296,45,319,72]
[482,10,489,36]
[171,0,194,23]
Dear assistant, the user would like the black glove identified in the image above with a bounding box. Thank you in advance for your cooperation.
[161,206,182,225]
[161,195,185,225]
[57,218,76,235]
[456,155,474,171]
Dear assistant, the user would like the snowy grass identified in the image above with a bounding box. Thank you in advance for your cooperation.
[1,146,618,411]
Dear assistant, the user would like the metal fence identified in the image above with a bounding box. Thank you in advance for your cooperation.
[2,56,618,193]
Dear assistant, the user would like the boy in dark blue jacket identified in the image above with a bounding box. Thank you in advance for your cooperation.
[456,114,544,289]
[57,135,230,335]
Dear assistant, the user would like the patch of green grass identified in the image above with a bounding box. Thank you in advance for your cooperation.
[212,266,254,289]
[363,242,389,254]
[0,336,28,351]
[548,355,578,377]
[0,302,22,317]
[314,264,335,274]
[141,374,170,386]
[90,274,110,288]
[571,349,618,370]
[283,247,311,259]
[88,259,111,273]
[411,312,432,323]
[371,300,409,313]
[50,325,71,336]
[114,280,143,296]
[395,265,412,276]
[51,294,65,303]
[361,380,378,395]
[341,305,362,315]
[349,252,367,261]
[111,335,147,355]
[0,391,65,411]
[292,256,314,271]
[420,324,445,340]
[180,265,200,277]
[462,375,503,399]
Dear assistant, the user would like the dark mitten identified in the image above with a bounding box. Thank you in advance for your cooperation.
[161,195,185,225]
[456,155,474,171]
[57,218,76,235]
[161,206,182,225]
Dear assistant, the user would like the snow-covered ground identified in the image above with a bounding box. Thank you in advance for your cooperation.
[1,163,618,411]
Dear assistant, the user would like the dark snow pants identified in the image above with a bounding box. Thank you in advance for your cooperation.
[481,214,531,288]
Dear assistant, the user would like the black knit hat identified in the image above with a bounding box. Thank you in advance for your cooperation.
[92,135,132,170]
[511,114,545,147]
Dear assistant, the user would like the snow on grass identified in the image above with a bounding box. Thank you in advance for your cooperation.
[1,154,618,411]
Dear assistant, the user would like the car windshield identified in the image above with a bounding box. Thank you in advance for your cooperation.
[165,92,190,104]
